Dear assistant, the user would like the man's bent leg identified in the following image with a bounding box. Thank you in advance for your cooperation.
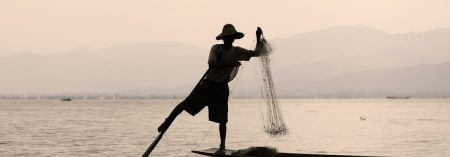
[157,101,186,133]
[219,122,227,150]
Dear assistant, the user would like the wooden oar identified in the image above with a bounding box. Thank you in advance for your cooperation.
[142,127,168,157]
[141,69,210,157]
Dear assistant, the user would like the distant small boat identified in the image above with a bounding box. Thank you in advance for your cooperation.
[61,98,72,101]
[360,116,367,121]
[386,96,410,99]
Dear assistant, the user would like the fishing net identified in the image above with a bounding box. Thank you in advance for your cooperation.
[256,35,288,137]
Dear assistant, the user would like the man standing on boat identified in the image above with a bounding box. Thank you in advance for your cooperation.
[157,24,263,151]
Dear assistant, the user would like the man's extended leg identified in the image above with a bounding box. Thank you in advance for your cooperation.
[157,102,186,132]
[219,122,227,150]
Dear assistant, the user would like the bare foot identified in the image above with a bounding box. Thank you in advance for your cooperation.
[157,119,170,133]
[215,147,225,155]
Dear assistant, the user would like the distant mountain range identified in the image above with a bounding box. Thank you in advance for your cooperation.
[271,61,450,98]
[1,25,450,97]
[267,25,450,97]
[0,42,206,95]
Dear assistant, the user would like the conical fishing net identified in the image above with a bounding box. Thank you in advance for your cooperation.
[256,35,288,137]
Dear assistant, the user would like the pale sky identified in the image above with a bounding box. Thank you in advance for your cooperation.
[1,0,450,55]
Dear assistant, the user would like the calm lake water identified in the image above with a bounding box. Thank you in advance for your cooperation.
[1,99,450,157]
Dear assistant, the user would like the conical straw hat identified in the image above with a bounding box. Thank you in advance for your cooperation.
[216,24,244,40]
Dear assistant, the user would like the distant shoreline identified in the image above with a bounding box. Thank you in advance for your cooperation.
[1,95,449,101]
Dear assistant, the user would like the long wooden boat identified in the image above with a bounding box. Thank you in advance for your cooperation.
[192,148,383,157]
[386,96,410,99]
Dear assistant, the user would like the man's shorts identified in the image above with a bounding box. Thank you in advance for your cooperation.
[182,78,229,123]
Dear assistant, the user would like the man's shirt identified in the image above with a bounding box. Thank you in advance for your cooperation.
[207,44,254,82]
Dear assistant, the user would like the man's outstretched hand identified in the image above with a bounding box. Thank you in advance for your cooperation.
[256,27,263,40]
[253,27,264,57]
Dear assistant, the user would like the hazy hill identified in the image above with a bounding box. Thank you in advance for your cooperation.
[265,25,450,97]
[327,61,450,96]
[272,61,450,97]
[272,25,450,72]
[0,42,206,95]
[1,25,450,97]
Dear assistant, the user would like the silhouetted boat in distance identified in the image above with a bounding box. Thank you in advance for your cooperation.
[386,96,410,99]
[61,98,72,101]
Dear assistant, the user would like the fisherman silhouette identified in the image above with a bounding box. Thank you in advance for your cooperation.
[157,24,263,152]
